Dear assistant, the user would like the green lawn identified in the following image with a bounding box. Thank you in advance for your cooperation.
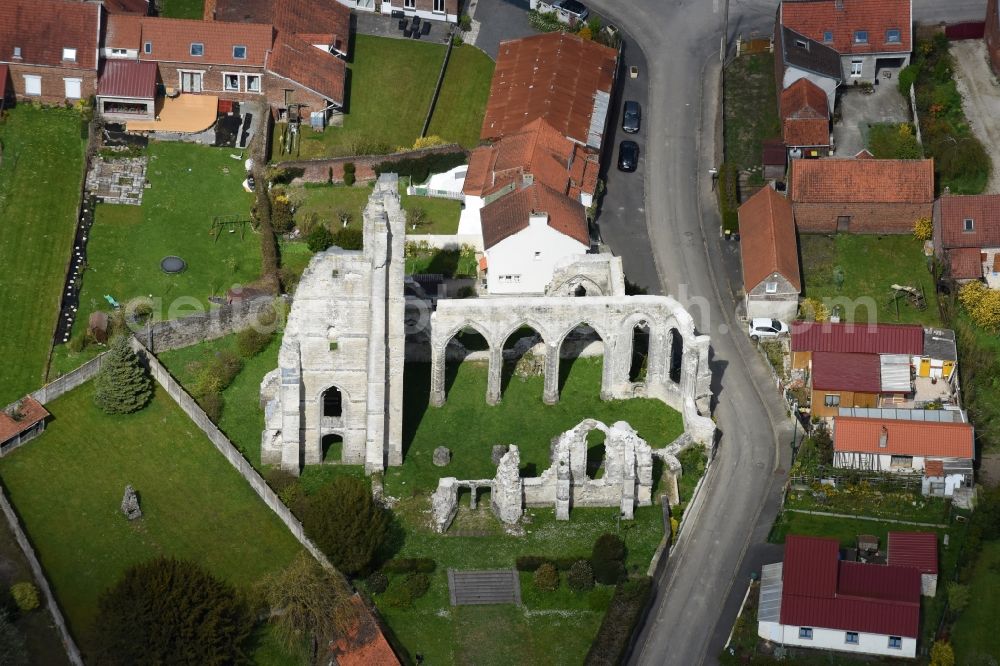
[0,106,85,405]
[0,383,302,655]
[291,182,461,235]
[158,0,203,19]
[426,44,495,148]
[723,53,781,178]
[952,541,1000,663]
[405,245,478,278]
[277,36,446,160]
[800,234,941,326]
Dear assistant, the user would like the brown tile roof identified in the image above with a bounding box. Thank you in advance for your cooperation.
[98,60,157,99]
[938,194,1000,249]
[482,32,618,150]
[134,17,275,67]
[833,416,974,458]
[946,247,984,280]
[102,0,150,15]
[781,0,912,55]
[106,14,143,49]
[481,182,589,249]
[0,397,49,444]
[811,351,882,393]
[0,0,100,70]
[923,459,944,476]
[464,118,599,199]
[327,596,400,666]
[738,186,801,292]
[781,78,830,147]
[790,158,935,204]
[266,33,346,106]
[211,0,350,54]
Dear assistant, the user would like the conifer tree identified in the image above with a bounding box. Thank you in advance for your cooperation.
[94,335,152,415]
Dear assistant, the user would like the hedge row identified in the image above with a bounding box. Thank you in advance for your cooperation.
[374,151,466,185]
[515,555,589,572]
[583,577,654,666]
[382,558,437,574]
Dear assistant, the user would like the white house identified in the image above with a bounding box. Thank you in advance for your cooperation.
[737,185,801,322]
[481,182,590,294]
[774,26,841,113]
[758,535,920,659]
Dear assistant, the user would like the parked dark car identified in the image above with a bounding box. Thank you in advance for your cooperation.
[617,140,639,172]
[622,100,641,133]
[555,0,589,22]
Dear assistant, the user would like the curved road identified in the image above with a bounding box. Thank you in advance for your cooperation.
[579,1,989,664]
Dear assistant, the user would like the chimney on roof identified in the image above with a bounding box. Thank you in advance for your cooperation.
[879,425,888,448]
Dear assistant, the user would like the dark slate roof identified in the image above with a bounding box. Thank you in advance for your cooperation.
[779,27,843,81]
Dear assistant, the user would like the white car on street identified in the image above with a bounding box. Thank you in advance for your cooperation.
[748,318,789,341]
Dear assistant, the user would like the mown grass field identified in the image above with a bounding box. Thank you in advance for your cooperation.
[0,106,85,405]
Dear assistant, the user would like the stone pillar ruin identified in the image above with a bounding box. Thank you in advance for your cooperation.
[543,343,560,404]
[486,346,503,405]
[492,445,524,524]
[430,343,446,407]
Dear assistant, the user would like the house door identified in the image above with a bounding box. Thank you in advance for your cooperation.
[836,216,851,232]
[181,72,203,93]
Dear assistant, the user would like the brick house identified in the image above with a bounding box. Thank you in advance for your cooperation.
[780,78,832,158]
[987,0,1000,76]
[205,0,350,58]
[101,14,345,123]
[779,0,912,84]
[932,193,1000,286]
[738,186,801,321]
[0,0,100,105]
[789,158,934,233]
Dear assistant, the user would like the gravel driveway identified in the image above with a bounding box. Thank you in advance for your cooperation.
[952,39,1000,194]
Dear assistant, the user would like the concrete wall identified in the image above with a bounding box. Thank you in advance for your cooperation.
[30,353,107,405]
[791,202,933,234]
[746,273,799,321]
[486,221,589,294]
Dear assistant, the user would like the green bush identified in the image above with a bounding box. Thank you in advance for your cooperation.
[9,583,38,613]
[716,162,739,233]
[458,14,472,31]
[382,558,437,574]
[343,162,356,186]
[236,327,274,359]
[334,226,363,251]
[592,533,626,563]
[527,9,564,32]
[307,225,334,252]
[93,335,152,415]
[68,332,88,353]
[554,556,587,571]
[584,577,654,666]
[868,123,923,160]
[299,476,391,576]
[533,563,560,592]
[568,560,595,592]
[515,555,553,572]
[270,191,295,234]
[591,533,627,585]
[196,390,223,421]
[374,152,466,185]
[366,571,389,595]
[402,572,430,600]
[897,64,919,97]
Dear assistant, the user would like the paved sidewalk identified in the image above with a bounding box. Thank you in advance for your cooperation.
[952,39,1000,194]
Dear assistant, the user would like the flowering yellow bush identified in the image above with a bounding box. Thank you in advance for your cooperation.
[799,297,830,322]
[412,135,447,150]
[960,280,1000,332]
[913,216,933,241]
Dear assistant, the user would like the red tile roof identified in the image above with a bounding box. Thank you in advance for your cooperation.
[791,321,924,355]
[98,60,157,99]
[888,532,938,575]
[106,14,143,49]
[266,33,346,106]
[327,596,400,666]
[833,417,974,458]
[780,535,921,638]
[790,158,935,204]
[781,79,830,147]
[481,182,589,249]
[762,139,787,167]
[131,17,275,67]
[854,148,874,159]
[464,118,599,199]
[0,0,100,70]
[0,397,49,444]
[811,352,881,393]
[781,0,912,55]
[946,247,984,280]
[482,32,618,149]
[738,186,801,292]
[210,0,350,54]
[938,194,1000,249]
[924,459,945,476]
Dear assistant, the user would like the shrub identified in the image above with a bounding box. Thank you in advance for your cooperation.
[93,335,152,415]
[402,572,430,600]
[584,577,653,666]
[68,332,88,353]
[527,9,564,32]
[9,583,38,613]
[913,216,933,241]
[299,476,391,576]
[406,206,428,231]
[451,33,464,47]
[947,582,970,614]
[868,123,923,160]
[92,557,254,665]
[515,555,552,572]
[554,555,586,571]
[0,611,26,666]
[374,152,466,186]
[236,327,274,359]
[568,560,595,592]
[196,390,223,421]
[412,136,447,150]
[960,280,1000,332]
[533,563,560,592]
[214,350,242,387]
[798,297,830,322]
[592,534,626,563]
[366,571,389,595]
[591,534,627,585]
[458,13,472,31]
[382,558,437,574]
[307,225,335,252]
[334,226,364,251]
[270,190,295,233]
[930,641,955,666]
[342,162,356,186]
[897,64,919,97]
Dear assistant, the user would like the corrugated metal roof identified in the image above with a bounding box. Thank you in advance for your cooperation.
[98,60,157,99]
[880,354,912,393]
[832,416,975,458]
[888,532,938,575]
[587,89,610,149]
[838,406,965,423]
[759,562,783,623]
[792,321,924,355]
[782,536,839,598]
[812,352,881,393]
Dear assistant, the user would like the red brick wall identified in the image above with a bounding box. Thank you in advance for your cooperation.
[277,143,467,184]
[987,0,1000,76]
[4,63,96,105]
[791,202,934,234]
[155,62,267,103]
[263,73,328,117]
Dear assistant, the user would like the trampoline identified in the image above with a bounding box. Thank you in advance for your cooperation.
[160,256,187,274]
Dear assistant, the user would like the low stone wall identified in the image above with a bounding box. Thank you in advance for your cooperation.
[0,487,84,665]
[278,144,467,185]
[135,296,285,354]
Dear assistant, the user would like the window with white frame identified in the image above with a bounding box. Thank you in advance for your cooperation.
[433,0,445,11]
[850,60,863,77]
[111,48,127,56]
[233,45,247,59]
[246,74,261,92]
[534,251,542,261]
[854,30,868,44]
[224,73,240,91]
[62,47,77,61]
[190,43,205,57]
[798,627,813,640]
[964,218,975,232]
[886,28,901,43]
[144,42,152,54]
[23,74,41,96]
[888,636,902,650]
[404,0,416,7]
[765,281,778,294]
[12,46,22,59]
[890,455,913,469]
[822,30,833,43]
[846,632,859,645]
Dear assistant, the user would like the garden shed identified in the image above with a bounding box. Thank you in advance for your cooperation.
[0,397,49,457]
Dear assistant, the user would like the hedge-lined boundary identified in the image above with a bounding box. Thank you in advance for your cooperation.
[584,577,654,666]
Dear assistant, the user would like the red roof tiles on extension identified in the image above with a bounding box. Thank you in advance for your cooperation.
[738,186,801,292]
[791,321,924,355]
[938,194,1000,249]
[888,532,939,575]
[811,352,881,393]
[833,417,974,459]
[780,78,830,147]
[0,397,49,444]
[480,182,589,250]
[790,158,935,204]
[267,33,346,105]
[0,0,100,70]
[781,0,912,55]
[945,247,984,280]
[135,17,275,67]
